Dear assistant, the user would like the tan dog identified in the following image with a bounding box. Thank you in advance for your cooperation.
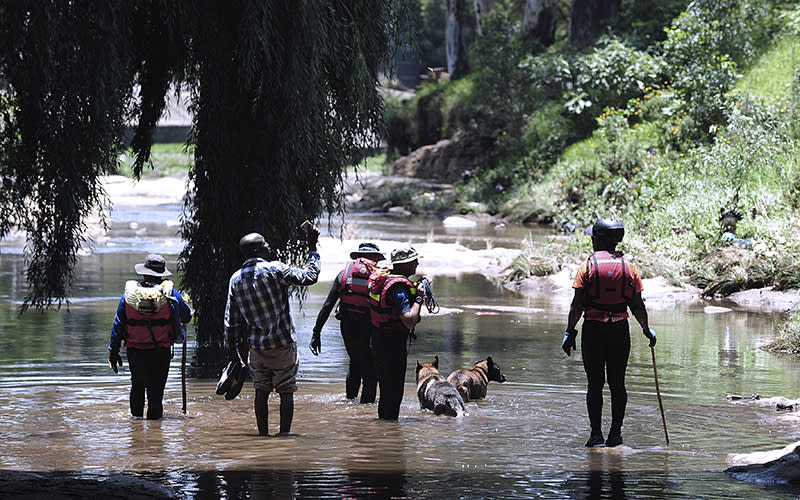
[415,355,466,417]
[446,356,507,402]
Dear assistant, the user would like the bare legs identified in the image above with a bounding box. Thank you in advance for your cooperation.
[255,389,294,436]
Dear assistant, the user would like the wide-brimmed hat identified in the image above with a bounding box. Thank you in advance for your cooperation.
[350,242,385,261]
[134,254,172,277]
[390,245,420,265]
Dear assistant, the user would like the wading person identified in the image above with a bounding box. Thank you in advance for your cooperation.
[108,254,192,420]
[562,218,656,447]
[310,242,385,403]
[367,245,427,420]
[224,225,320,436]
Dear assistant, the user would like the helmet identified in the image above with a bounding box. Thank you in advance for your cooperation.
[239,232,269,257]
[586,218,625,242]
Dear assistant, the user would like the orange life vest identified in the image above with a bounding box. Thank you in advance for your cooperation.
[585,251,634,321]
[123,280,175,349]
[367,269,417,332]
[338,258,382,319]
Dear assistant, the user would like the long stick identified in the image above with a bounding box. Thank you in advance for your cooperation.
[651,346,669,445]
[181,334,187,414]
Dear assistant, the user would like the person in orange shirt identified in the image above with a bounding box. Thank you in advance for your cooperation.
[562,218,656,448]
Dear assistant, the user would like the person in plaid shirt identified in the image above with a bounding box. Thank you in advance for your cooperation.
[224,224,320,436]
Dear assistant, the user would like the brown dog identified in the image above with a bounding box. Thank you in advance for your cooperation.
[446,356,507,402]
[415,355,466,417]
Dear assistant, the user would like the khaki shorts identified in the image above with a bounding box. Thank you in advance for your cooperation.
[248,342,299,393]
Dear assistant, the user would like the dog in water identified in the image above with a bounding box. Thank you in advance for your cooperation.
[447,356,507,403]
[415,356,466,417]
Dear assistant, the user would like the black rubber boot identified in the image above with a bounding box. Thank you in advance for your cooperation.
[605,434,623,447]
[585,434,605,447]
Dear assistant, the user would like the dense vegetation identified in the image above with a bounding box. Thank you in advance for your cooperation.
[385,0,800,346]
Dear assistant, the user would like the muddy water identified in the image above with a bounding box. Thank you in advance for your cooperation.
[1,204,800,498]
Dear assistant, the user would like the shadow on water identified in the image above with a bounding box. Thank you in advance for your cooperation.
[2,205,800,498]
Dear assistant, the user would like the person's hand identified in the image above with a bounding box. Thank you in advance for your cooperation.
[643,328,657,347]
[310,331,321,356]
[562,329,577,356]
[108,350,123,374]
[302,221,320,251]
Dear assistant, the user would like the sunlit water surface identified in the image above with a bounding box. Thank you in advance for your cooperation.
[1,202,799,499]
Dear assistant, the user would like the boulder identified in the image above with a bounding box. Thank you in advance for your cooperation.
[392,131,493,183]
[726,441,800,484]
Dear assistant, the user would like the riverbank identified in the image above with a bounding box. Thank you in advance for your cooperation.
[100,173,800,315]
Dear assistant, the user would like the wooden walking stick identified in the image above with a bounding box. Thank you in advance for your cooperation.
[651,346,669,445]
[181,331,187,414]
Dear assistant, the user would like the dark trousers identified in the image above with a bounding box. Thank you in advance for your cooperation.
[581,320,630,437]
[371,328,409,420]
[340,315,377,402]
[127,347,171,420]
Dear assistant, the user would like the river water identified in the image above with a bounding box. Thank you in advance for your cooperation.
[1,198,800,499]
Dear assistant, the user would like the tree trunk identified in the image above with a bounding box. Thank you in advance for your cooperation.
[473,0,496,35]
[521,0,557,46]
[445,0,469,79]
[568,0,620,46]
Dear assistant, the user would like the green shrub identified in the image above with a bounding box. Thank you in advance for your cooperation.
[762,311,800,353]
[663,0,773,136]
[564,37,667,135]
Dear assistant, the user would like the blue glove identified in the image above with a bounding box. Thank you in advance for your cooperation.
[562,329,577,356]
[643,328,657,347]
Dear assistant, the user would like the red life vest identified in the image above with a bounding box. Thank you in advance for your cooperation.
[123,280,175,349]
[585,251,634,321]
[338,258,382,319]
[367,269,417,332]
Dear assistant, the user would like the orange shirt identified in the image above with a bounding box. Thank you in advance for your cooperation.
[572,253,644,323]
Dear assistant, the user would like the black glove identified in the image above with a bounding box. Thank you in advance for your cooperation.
[303,221,320,251]
[562,329,577,356]
[644,328,657,347]
[310,331,321,356]
[108,350,123,374]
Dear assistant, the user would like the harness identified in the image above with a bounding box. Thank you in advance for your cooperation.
[367,269,418,333]
[124,280,176,349]
[585,251,634,321]
[338,258,381,319]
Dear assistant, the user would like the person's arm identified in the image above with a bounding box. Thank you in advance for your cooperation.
[172,288,193,323]
[281,252,321,286]
[313,272,342,333]
[109,295,127,352]
[566,288,586,332]
[390,286,422,330]
[629,291,656,346]
[310,272,342,355]
[108,295,127,373]
[629,292,649,332]
[223,280,242,355]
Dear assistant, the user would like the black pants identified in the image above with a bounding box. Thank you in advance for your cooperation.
[340,315,377,402]
[371,328,409,420]
[126,347,171,420]
[581,320,630,437]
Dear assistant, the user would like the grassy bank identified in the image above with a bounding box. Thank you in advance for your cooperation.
[116,143,194,178]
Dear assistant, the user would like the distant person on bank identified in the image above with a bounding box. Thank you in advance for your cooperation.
[310,242,386,403]
[224,226,320,436]
[108,254,192,420]
[367,245,427,420]
[562,218,656,447]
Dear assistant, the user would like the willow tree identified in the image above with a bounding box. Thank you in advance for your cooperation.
[0,1,413,375]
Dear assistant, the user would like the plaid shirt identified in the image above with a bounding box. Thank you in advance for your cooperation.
[224,252,320,351]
